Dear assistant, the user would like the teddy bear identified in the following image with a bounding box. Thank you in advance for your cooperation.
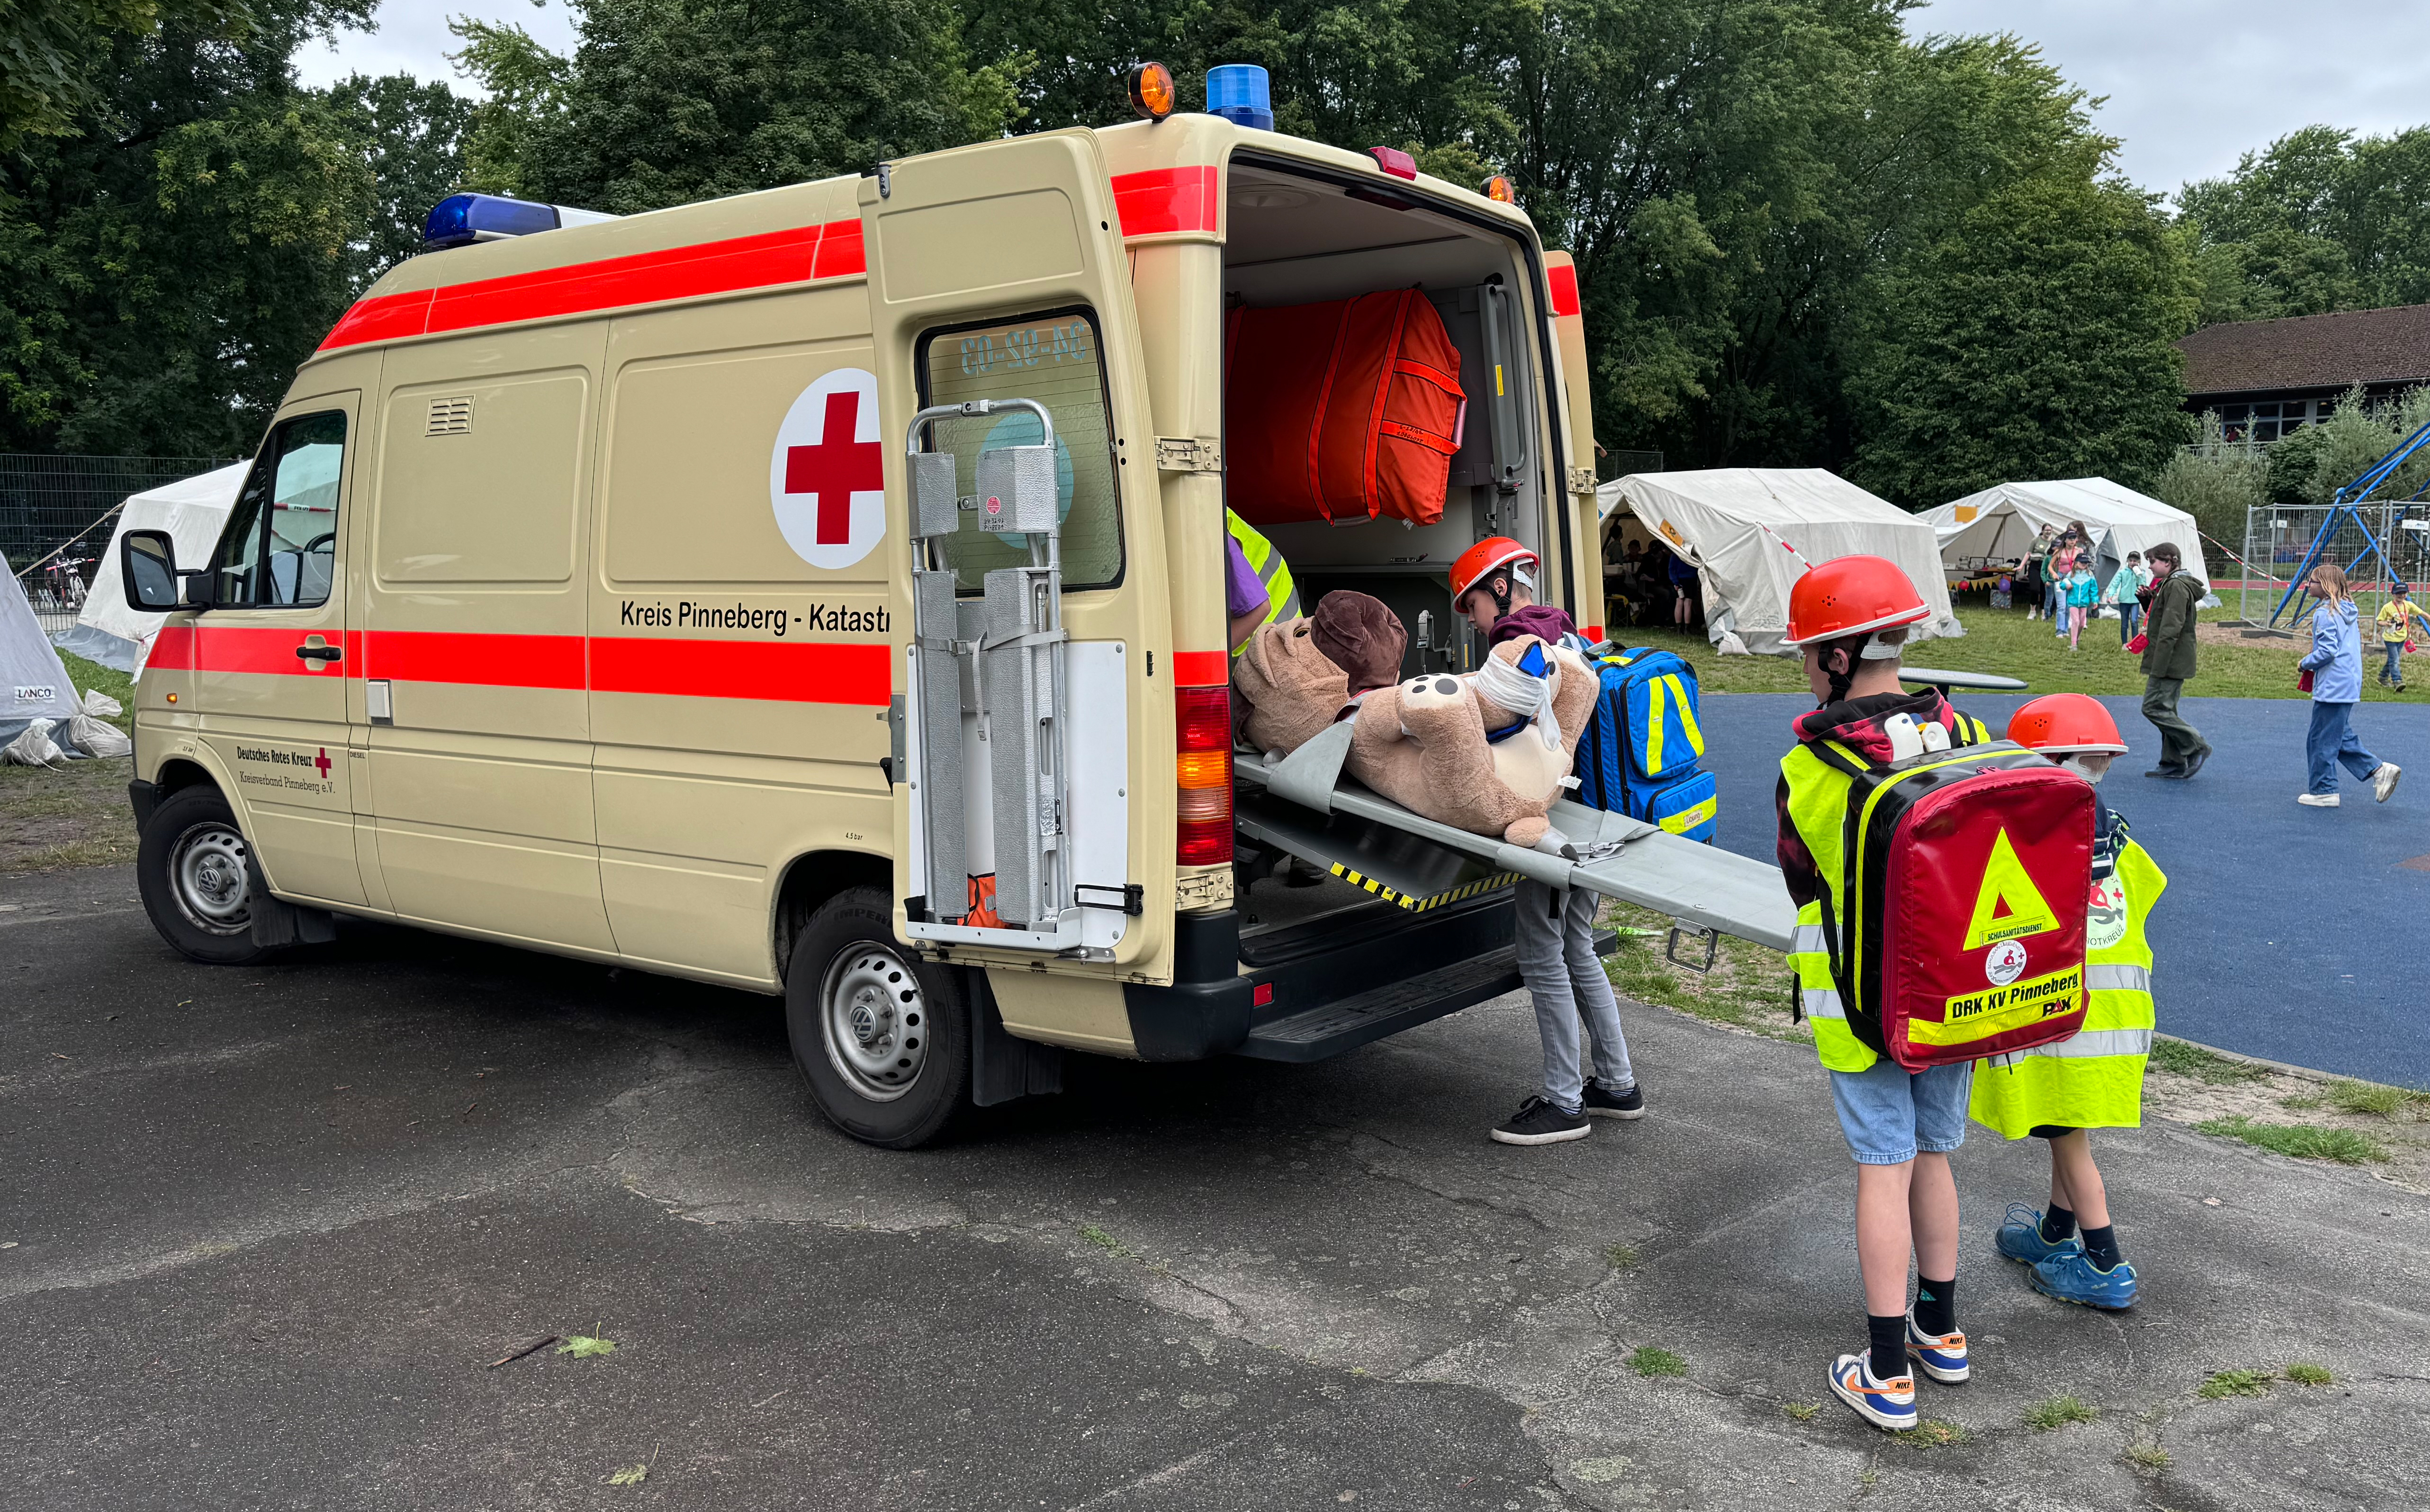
[1232,591,1597,848]
[1347,636,1598,848]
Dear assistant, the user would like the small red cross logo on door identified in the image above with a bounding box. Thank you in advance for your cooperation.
[314,747,331,779]
[770,369,886,569]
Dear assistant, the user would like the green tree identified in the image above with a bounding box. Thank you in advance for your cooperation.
[2180,124,2430,321]
[2154,412,2266,548]
[1850,172,2199,506]
[325,71,474,284]
[2293,384,2430,504]
[0,0,252,150]
[453,0,1026,215]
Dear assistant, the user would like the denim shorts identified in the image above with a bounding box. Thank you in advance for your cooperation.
[1829,1060,1975,1165]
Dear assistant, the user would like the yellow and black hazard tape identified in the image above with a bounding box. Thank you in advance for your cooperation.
[1326,864,1523,912]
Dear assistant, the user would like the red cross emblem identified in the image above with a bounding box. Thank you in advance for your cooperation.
[783,391,884,545]
[314,747,332,779]
[769,369,887,569]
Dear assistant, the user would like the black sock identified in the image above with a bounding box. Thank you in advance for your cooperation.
[2040,1204,2077,1244]
[1912,1276,1956,1337]
[2080,1224,2122,1270]
[1867,1313,1907,1382]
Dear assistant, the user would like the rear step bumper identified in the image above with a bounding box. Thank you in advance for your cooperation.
[1121,891,1615,1066]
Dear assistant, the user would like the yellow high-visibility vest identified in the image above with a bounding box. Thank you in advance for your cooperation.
[1969,827,2164,1136]
[1780,713,1998,1073]
[1226,509,1299,653]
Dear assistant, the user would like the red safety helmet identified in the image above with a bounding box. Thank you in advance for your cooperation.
[1451,536,1538,612]
[2005,693,2127,755]
[1782,555,1932,648]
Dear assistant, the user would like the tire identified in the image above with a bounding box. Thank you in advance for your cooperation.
[136,783,275,966]
[784,886,970,1148]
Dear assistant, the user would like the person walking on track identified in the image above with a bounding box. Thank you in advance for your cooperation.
[2296,565,2401,809]
[2138,543,2210,780]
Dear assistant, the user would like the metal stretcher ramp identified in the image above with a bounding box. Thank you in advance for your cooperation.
[1234,723,1797,953]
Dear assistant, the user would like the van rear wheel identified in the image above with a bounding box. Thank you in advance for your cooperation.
[784,886,969,1148]
[137,784,274,966]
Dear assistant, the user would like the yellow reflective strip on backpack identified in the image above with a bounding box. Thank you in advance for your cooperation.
[1665,675,1704,757]
[1645,677,1666,774]
[1660,795,1717,835]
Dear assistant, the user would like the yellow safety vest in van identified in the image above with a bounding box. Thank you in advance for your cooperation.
[1780,714,1998,1073]
[1969,834,2165,1137]
[1226,508,1299,652]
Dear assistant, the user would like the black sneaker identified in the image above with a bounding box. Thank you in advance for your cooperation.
[1582,1080,1644,1119]
[1490,1095,1591,1145]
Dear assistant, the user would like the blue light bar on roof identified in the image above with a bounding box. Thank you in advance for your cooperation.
[1206,64,1273,132]
[420,193,618,251]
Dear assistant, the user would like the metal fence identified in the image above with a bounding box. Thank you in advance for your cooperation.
[2238,503,2430,627]
[2,454,232,634]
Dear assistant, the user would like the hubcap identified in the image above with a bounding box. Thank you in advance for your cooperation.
[169,821,251,936]
[820,945,927,1102]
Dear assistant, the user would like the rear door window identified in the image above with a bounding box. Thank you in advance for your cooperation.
[213,411,345,607]
[917,309,1123,592]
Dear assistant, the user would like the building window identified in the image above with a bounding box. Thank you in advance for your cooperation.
[2218,399,2319,444]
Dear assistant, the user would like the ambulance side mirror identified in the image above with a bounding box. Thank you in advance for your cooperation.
[123,531,184,611]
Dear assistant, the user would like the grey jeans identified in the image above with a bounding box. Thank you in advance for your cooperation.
[1514,880,1635,1109]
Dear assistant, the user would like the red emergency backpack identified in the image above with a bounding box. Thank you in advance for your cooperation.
[1809,740,2094,1070]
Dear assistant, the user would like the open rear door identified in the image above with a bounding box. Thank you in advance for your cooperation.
[864,130,1156,957]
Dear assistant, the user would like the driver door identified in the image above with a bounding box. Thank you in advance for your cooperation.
[193,395,367,907]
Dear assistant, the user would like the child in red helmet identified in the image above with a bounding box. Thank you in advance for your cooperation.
[1972,694,2164,1312]
[1451,538,1642,1147]
[1775,554,1990,1431]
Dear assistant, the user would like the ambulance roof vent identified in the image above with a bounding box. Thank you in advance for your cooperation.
[427,396,473,435]
[420,193,619,252]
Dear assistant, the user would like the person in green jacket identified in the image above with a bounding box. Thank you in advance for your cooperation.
[1973,695,2163,1312]
[2138,543,2210,779]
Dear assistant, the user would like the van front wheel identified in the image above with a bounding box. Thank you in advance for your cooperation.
[785,887,969,1148]
[137,783,273,966]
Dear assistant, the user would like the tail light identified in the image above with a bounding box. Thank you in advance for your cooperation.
[1176,684,1233,866]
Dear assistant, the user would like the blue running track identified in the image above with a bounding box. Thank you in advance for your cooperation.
[1692,693,2430,1087]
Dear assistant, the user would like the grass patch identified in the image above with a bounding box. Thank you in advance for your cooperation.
[1078,1223,1131,1259]
[1599,901,1806,1044]
[2325,1079,2426,1118]
[2150,1038,2268,1085]
[2125,1443,2172,1475]
[1781,1401,1818,1422]
[2023,1394,2098,1431]
[1889,1419,1967,1449]
[2283,1362,2335,1386]
[2197,1368,2275,1401]
[0,649,139,874]
[1617,601,2419,702]
[2195,1116,2385,1164]
[1626,1345,1687,1378]
[1603,1243,1639,1270]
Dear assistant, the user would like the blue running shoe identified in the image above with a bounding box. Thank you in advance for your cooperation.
[1906,1315,1970,1383]
[1996,1203,2079,1266]
[2030,1249,2139,1310]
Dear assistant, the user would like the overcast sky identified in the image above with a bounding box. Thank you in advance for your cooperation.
[295,0,2430,199]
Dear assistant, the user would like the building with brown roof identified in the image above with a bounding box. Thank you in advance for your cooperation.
[2178,304,2430,442]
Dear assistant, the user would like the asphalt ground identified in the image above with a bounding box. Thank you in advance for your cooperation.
[7,864,2428,1510]
[1694,693,2430,1087]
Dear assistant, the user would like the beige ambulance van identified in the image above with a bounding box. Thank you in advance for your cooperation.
[116,74,1624,1147]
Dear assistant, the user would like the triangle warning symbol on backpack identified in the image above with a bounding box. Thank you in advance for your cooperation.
[1962,829,2061,949]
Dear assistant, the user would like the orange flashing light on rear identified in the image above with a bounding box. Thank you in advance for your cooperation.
[1483,175,1516,203]
[1128,62,1177,121]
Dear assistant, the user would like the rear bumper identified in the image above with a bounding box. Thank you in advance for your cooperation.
[1121,890,1524,1063]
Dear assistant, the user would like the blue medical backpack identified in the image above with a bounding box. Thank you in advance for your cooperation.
[1573,648,1719,843]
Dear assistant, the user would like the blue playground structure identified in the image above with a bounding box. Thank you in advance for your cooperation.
[2270,418,2430,628]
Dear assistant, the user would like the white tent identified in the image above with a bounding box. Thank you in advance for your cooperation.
[3,563,83,743]
[1598,468,1961,656]
[56,461,248,672]
[1917,477,2212,588]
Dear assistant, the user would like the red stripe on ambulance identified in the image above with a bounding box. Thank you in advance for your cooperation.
[362,630,587,690]
[1546,263,1581,319]
[318,219,864,351]
[1112,167,1219,237]
[591,637,890,706]
[1169,650,1228,685]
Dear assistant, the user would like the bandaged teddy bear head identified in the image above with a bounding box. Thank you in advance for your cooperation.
[1351,635,1597,848]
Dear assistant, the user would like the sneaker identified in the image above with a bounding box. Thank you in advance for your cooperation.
[1905,1316,1971,1384]
[1995,1202,2079,1266]
[1490,1095,1591,1146]
[2030,1250,2140,1310]
[1581,1079,1645,1120]
[2297,792,2340,808]
[1828,1352,1918,1431]
[2376,762,2403,803]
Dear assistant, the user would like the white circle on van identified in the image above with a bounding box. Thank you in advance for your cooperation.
[769,368,885,569]
[1984,939,2028,987]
